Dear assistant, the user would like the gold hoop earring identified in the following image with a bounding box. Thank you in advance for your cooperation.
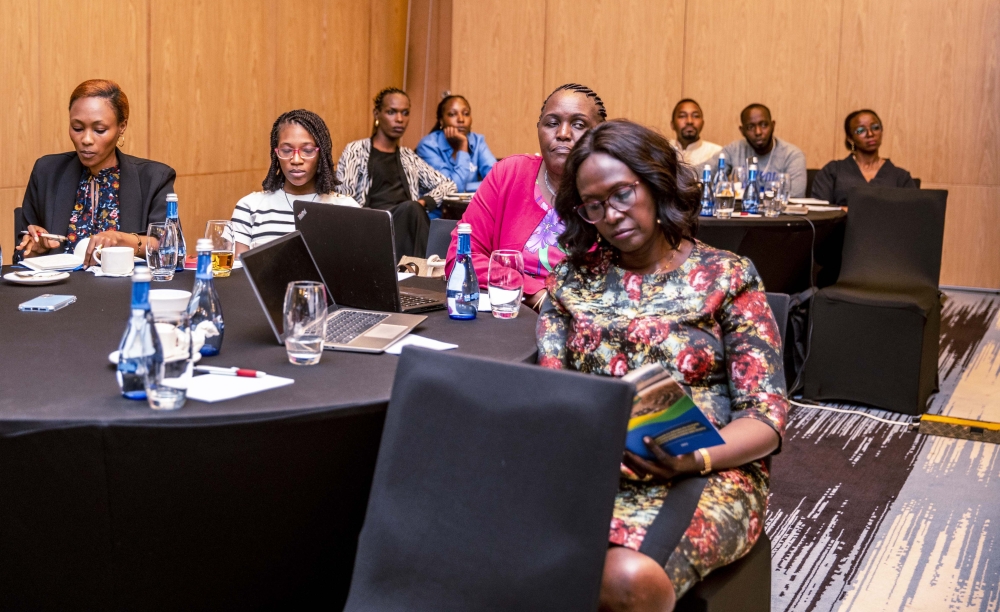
[375,118,380,128]
[117,134,125,148]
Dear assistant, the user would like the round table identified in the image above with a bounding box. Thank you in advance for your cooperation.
[0,269,538,610]
[697,210,847,294]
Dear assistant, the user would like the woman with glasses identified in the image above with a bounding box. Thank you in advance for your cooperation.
[811,109,916,206]
[538,120,787,611]
[336,87,456,258]
[416,94,497,194]
[445,83,606,310]
[231,109,358,256]
[17,79,175,267]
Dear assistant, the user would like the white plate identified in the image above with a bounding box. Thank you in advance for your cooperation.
[3,271,70,285]
[108,350,202,365]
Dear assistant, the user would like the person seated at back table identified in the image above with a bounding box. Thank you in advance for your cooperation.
[17,79,175,268]
[669,99,721,168]
[538,119,788,611]
[416,94,497,195]
[445,83,607,309]
[337,87,457,258]
[711,103,807,197]
[231,110,359,256]
[810,109,916,207]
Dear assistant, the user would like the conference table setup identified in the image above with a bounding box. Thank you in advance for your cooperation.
[0,268,537,610]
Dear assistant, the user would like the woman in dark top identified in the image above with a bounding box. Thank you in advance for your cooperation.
[336,87,456,257]
[17,79,176,267]
[811,109,916,206]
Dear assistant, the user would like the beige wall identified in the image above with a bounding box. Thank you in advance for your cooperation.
[450,0,1000,289]
[0,0,408,264]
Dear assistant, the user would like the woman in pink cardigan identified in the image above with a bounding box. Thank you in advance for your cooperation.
[446,83,607,308]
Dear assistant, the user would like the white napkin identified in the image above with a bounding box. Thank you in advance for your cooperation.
[384,334,458,355]
[86,266,134,277]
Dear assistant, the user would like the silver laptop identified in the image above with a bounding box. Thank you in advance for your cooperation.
[239,231,426,353]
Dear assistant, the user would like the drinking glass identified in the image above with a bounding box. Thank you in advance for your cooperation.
[144,312,193,410]
[714,180,736,219]
[763,181,782,217]
[776,172,791,211]
[205,220,235,278]
[146,222,178,281]
[487,250,524,319]
[733,166,747,198]
[283,281,327,365]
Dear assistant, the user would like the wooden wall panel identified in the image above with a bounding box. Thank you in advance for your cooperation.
[173,170,267,250]
[149,0,274,175]
[451,0,546,158]
[682,0,843,167]
[402,0,452,150]
[369,0,409,99]
[543,0,685,137]
[928,184,1000,288]
[274,0,371,154]
[0,187,26,265]
[38,0,149,160]
[837,0,1000,185]
[0,2,38,189]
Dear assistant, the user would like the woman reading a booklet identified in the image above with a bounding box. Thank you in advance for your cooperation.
[537,120,788,611]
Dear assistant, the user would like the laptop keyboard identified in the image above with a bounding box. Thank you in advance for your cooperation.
[400,293,437,309]
[325,311,390,345]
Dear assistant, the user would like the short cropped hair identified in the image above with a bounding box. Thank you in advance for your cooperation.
[740,103,771,124]
[671,98,702,118]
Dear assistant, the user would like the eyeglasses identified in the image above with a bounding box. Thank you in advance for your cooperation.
[274,146,320,160]
[853,124,882,136]
[576,181,641,224]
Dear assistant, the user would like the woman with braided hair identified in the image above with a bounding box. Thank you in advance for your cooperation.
[416,94,497,193]
[231,109,358,256]
[336,87,457,258]
[445,83,606,309]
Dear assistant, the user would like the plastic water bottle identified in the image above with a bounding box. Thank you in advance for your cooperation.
[712,153,728,189]
[166,193,187,271]
[743,163,761,214]
[699,165,715,217]
[446,223,480,320]
[187,238,225,355]
[117,266,162,400]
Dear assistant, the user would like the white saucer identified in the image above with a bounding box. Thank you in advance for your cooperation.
[4,271,70,285]
[108,350,203,365]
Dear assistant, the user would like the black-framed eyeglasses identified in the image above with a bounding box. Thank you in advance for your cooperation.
[853,124,882,136]
[576,181,641,224]
[275,146,320,160]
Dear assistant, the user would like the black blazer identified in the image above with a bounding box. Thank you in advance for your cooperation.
[21,149,176,236]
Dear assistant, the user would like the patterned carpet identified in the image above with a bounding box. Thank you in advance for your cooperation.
[769,290,1000,612]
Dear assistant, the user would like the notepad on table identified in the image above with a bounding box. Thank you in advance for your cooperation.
[185,373,294,403]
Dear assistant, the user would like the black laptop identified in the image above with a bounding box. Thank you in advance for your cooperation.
[292,201,446,313]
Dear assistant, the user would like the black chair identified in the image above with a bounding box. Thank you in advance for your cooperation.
[801,186,947,414]
[344,347,633,611]
[806,168,819,197]
[913,178,922,188]
[426,218,458,259]
[766,292,790,348]
[676,531,772,612]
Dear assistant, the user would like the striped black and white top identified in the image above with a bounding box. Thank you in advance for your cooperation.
[230,189,359,247]
[336,138,457,208]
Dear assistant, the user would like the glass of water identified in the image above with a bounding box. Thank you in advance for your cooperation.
[763,181,782,217]
[733,166,747,199]
[714,180,736,219]
[145,312,194,410]
[283,281,327,365]
[487,250,524,319]
[205,220,235,278]
[777,173,791,211]
[146,222,178,281]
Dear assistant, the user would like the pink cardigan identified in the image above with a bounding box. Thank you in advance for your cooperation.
[445,155,564,296]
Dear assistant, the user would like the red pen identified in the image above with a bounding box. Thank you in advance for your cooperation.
[195,366,267,378]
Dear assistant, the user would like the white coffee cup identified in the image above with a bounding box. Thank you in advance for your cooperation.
[94,246,135,275]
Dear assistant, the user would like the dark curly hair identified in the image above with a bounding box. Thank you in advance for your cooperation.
[430,94,470,133]
[372,86,408,136]
[262,109,339,193]
[555,120,701,266]
[843,108,882,150]
[539,83,607,122]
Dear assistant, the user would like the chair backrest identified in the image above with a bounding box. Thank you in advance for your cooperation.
[765,292,790,348]
[840,186,947,289]
[14,206,25,245]
[426,218,458,259]
[805,168,819,197]
[344,347,634,612]
[913,178,921,189]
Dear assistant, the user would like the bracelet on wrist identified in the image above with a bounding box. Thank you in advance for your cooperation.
[696,448,713,476]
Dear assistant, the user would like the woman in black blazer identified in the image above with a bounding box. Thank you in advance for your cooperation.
[18,79,175,266]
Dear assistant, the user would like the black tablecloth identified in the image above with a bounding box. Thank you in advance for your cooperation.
[0,270,538,610]
[697,210,846,294]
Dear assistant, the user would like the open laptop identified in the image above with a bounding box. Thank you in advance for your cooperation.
[292,201,446,313]
[239,231,426,353]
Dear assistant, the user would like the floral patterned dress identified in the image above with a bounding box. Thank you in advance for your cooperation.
[536,241,788,596]
[66,166,121,252]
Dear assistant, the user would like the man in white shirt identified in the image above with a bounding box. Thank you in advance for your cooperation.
[669,99,722,168]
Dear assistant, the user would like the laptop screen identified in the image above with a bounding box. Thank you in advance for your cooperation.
[239,231,332,342]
